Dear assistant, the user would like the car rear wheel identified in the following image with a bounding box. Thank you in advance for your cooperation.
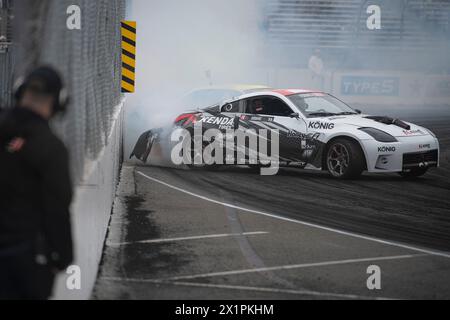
[398,167,428,178]
[326,139,365,179]
[187,138,220,170]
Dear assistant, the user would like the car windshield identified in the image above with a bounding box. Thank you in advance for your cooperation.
[287,93,357,118]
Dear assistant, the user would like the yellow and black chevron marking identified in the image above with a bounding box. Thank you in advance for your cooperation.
[121,21,136,93]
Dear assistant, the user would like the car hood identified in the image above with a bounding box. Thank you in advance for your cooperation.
[324,114,429,137]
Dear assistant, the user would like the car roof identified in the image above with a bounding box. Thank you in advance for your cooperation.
[271,89,325,96]
[223,88,326,102]
[190,84,271,93]
[195,88,328,112]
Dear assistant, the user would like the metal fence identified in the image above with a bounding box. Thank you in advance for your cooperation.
[0,0,13,108]
[262,0,450,70]
[0,50,13,108]
[265,0,450,49]
[13,0,126,183]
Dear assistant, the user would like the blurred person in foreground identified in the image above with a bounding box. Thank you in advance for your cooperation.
[0,66,73,300]
[308,48,325,90]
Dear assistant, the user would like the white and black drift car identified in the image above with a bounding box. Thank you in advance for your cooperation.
[131,89,439,179]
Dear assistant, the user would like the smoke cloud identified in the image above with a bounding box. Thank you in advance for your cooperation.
[124,0,270,156]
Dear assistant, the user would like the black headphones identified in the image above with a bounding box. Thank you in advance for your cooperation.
[13,66,69,115]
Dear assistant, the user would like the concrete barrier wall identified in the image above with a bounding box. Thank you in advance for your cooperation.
[52,102,124,300]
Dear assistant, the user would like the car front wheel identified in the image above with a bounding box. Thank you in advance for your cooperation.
[326,139,365,179]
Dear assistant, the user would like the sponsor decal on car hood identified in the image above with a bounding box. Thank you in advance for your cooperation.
[319,115,428,137]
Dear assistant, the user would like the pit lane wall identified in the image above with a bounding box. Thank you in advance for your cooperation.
[266,69,450,107]
[52,102,124,300]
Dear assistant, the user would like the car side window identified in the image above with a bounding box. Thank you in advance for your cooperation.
[244,97,293,117]
[221,101,240,113]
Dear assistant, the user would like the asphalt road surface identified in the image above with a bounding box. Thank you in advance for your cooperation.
[94,108,450,300]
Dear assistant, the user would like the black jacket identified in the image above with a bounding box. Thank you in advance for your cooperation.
[0,107,73,270]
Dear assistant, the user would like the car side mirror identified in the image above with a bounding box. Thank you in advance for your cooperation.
[289,112,300,118]
[355,109,362,114]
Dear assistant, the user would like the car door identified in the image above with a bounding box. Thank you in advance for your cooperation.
[239,96,308,163]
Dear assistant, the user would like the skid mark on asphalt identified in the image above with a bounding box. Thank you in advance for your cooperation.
[221,190,297,289]
[136,170,450,259]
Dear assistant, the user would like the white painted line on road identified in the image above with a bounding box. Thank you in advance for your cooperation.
[107,231,269,246]
[137,170,450,259]
[163,254,426,281]
[169,281,393,300]
[100,276,394,300]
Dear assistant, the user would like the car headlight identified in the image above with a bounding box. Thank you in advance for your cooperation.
[358,127,398,142]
